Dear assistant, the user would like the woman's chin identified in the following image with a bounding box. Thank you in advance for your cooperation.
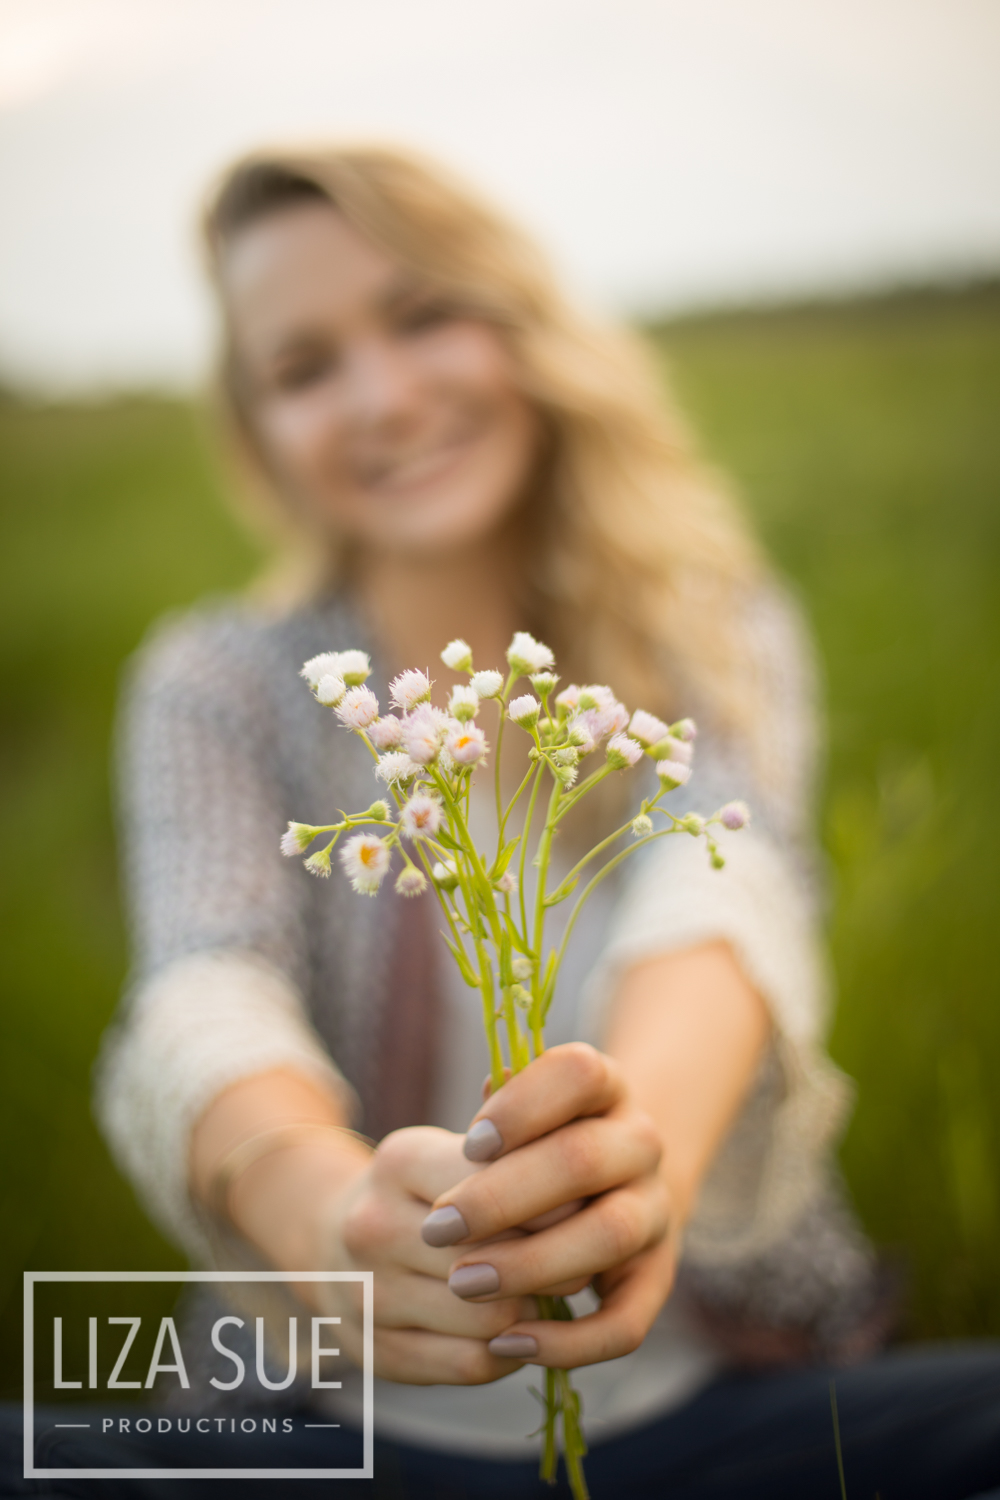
[357,492,517,558]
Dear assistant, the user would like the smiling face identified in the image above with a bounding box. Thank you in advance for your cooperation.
[221,202,542,558]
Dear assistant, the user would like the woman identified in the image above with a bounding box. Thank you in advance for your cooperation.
[90,147,1000,1497]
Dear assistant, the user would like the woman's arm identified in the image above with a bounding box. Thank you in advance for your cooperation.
[189,1067,371,1273]
[604,939,770,1226]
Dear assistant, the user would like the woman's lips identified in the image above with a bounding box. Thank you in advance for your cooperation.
[356,429,481,496]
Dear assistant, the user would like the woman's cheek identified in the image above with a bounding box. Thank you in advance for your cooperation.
[261,395,348,498]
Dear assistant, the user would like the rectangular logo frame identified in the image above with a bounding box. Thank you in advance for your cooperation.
[23,1270,374,1480]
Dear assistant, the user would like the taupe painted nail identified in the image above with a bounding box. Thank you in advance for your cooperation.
[448,1263,500,1298]
[420,1205,469,1247]
[488,1334,538,1360]
[464,1118,504,1162]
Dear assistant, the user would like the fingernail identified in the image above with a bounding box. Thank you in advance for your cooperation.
[464,1118,504,1162]
[448,1263,500,1298]
[421,1206,469,1247]
[489,1334,538,1360]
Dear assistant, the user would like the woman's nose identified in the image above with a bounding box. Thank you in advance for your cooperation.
[342,336,421,429]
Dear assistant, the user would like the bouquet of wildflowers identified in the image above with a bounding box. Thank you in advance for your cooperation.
[281,631,749,1498]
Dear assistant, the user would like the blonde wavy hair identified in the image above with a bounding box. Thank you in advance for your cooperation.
[203,144,765,737]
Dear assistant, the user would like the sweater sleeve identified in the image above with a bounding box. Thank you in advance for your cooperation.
[583,585,852,1262]
[94,610,356,1262]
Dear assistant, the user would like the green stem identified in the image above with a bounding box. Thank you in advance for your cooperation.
[517,762,545,942]
[493,669,517,842]
[498,759,539,848]
[551,825,684,984]
[553,762,615,822]
[532,778,563,956]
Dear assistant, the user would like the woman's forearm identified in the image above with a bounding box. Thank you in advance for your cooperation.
[189,1067,372,1269]
[602,940,770,1227]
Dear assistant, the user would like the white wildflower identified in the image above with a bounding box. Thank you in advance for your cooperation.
[389,668,432,712]
[566,720,599,756]
[404,706,445,765]
[656,760,692,789]
[369,716,405,750]
[432,859,459,891]
[441,639,474,672]
[447,723,488,765]
[511,955,533,981]
[577,684,612,712]
[661,736,693,765]
[496,870,518,895]
[555,684,583,716]
[552,746,579,767]
[448,685,479,722]
[395,865,428,897]
[564,686,628,745]
[315,674,346,707]
[339,833,390,894]
[671,717,698,742]
[375,752,421,787]
[331,650,372,686]
[470,669,504,699]
[335,685,380,730]
[530,671,559,695]
[304,847,332,878]
[719,800,751,831]
[506,631,555,676]
[299,653,342,690]
[631,813,653,837]
[280,822,317,856]
[630,710,671,747]
[400,793,443,841]
[508,694,540,729]
[606,733,643,769]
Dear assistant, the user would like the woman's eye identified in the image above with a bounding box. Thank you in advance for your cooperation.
[395,300,456,336]
[271,350,337,392]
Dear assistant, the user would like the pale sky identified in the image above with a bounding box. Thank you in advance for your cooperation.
[1,0,999,393]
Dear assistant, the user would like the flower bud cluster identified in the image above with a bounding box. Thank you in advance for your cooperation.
[287,634,745,906]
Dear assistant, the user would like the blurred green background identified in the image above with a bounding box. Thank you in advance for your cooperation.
[2,282,999,1396]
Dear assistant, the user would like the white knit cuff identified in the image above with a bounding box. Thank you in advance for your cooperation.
[582,829,852,1261]
[94,950,356,1263]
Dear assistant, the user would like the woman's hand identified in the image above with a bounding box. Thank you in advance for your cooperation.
[421,1043,678,1370]
[319,1125,540,1384]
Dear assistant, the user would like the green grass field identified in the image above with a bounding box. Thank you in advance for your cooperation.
[1,283,998,1395]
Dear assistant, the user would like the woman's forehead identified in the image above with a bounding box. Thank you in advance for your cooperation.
[222,202,413,348]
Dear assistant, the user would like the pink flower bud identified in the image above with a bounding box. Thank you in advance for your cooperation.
[369,715,405,750]
[606,733,643,769]
[389,669,432,712]
[395,865,428,897]
[335,685,380,730]
[630,709,671,747]
[719,800,751,830]
[400,793,443,841]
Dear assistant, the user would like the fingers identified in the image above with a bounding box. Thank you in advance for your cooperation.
[374,1125,478,1203]
[448,1178,670,1302]
[374,1270,535,1339]
[464,1044,625,1163]
[430,1109,662,1244]
[371,1326,527,1385]
[486,1239,678,1370]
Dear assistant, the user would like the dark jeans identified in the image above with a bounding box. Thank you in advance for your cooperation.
[5,1343,1000,1499]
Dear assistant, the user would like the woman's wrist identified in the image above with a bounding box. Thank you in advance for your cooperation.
[226,1130,373,1271]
